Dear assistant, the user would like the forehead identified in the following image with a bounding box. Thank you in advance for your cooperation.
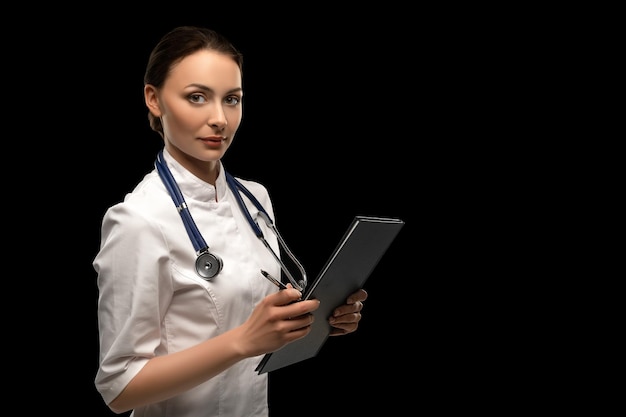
[167,49,242,89]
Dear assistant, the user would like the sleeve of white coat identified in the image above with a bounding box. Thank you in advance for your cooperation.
[93,201,173,405]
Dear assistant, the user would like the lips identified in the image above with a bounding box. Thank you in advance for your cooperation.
[200,137,225,148]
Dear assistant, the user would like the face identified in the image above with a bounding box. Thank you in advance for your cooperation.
[145,49,243,178]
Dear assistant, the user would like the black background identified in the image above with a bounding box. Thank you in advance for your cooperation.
[11,7,570,416]
[19,9,479,417]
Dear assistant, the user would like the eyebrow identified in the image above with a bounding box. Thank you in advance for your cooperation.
[186,83,243,95]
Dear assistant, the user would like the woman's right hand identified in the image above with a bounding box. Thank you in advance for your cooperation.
[235,286,321,357]
[105,286,319,413]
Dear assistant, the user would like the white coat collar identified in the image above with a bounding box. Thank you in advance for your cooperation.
[161,148,229,203]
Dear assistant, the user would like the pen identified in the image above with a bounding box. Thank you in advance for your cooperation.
[260,269,288,290]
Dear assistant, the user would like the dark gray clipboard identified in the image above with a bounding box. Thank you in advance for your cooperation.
[255,215,405,374]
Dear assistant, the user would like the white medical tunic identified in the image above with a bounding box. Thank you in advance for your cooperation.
[94,149,280,417]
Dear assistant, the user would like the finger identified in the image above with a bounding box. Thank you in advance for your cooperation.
[330,311,362,324]
[284,299,320,318]
[347,289,368,304]
[287,313,315,331]
[332,300,364,318]
[269,287,304,307]
[329,321,358,336]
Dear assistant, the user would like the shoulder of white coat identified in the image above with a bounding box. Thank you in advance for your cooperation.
[232,176,275,217]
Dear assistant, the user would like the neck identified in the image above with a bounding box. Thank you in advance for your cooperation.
[165,146,220,185]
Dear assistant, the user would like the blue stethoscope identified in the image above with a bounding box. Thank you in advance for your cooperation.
[155,150,307,291]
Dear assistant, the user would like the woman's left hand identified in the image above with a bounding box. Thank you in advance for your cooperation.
[328,289,368,336]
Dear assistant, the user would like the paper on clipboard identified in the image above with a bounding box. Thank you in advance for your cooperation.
[255,215,405,374]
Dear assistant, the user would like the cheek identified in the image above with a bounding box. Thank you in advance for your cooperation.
[169,106,208,132]
[227,108,243,129]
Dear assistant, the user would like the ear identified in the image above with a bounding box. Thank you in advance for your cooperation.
[144,84,162,117]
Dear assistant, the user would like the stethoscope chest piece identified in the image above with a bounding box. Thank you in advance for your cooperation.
[195,251,223,280]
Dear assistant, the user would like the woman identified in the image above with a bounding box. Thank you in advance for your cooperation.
[93,26,368,416]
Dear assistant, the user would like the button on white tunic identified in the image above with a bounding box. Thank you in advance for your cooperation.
[94,149,280,417]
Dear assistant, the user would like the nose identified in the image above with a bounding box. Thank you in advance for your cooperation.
[208,103,228,131]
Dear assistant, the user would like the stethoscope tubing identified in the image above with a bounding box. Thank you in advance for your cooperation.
[154,150,307,291]
[156,151,209,253]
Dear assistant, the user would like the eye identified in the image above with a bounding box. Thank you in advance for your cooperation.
[189,94,207,104]
[224,95,241,106]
